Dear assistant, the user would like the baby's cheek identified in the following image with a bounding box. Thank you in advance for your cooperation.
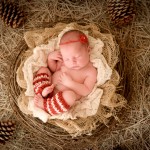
[64,62,71,68]
[80,59,87,64]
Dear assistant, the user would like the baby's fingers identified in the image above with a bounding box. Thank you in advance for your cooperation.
[55,53,62,61]
[58,78,62,84]
[56,56,63,62]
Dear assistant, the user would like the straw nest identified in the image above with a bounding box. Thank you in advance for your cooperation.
[0,0,149,150]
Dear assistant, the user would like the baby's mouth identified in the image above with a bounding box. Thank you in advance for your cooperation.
[71,66,79,69]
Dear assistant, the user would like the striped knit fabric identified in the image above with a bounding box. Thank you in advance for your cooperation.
[44,92,70,115]
[33,73,51,95]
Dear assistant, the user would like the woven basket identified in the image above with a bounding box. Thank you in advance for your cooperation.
[9,23,126,140]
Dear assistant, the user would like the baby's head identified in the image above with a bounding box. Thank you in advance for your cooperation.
[59,30,90,70]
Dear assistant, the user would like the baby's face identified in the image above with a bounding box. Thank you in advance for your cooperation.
[60,43,90,70]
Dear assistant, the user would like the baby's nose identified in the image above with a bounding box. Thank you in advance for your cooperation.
[72,58,76,63]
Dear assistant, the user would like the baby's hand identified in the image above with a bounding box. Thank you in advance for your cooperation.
[48,50,62,62]
[59,72,73,87]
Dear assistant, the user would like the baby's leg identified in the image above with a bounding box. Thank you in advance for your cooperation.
[44,90,76,115]
[35,90,77,115]
[33,67,53,97]
[61,90,77,106]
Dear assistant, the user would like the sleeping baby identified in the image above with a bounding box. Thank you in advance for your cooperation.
[33,30,97,115]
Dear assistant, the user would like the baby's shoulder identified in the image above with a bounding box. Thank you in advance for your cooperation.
[86,63,97,76]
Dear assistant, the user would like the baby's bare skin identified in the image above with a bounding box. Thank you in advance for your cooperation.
[52,61,96,100]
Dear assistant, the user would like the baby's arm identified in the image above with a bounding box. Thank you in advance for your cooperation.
[69,75,97,96]
[47,50,62,72]
[59,69,97,97]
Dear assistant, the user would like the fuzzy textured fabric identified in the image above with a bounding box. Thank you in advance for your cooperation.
[44,92,70,115]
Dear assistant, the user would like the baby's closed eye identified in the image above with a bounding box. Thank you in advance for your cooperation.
[64,58,69,61]
[75,56,81,59]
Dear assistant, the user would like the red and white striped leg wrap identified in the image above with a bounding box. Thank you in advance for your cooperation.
[33,73,51,95]
[44,92,70,115]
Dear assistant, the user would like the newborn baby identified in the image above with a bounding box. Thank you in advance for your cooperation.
[33,30,97,115]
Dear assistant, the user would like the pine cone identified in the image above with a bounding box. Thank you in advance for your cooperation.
[0,0,24,28]
[107,0,136,27]
[0,120,15,144]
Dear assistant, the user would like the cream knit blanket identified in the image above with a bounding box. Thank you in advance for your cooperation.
[22,26,112,122]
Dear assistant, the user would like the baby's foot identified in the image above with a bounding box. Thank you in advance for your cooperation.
[42,84,54,97]
[34,94,44,110]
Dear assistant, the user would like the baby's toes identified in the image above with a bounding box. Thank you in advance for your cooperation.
[50,84,54,88]
[47,86,54,91]
[34,94,40,101]
[34,97,38,105]
[34,95,38,101]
